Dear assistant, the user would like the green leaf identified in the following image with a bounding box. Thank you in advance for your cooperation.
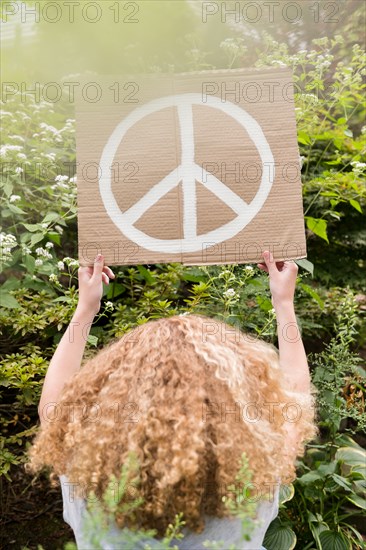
[318,530,351,550]
[279,484,295,505]
[256,295,273,312]
[344,129,353,138]
[349,199,363,213]
[349,466,366,480]
[263,518,297,550]
[53,296,72,303]
[330,473,352,492]
[181,270,206,283]
[295,258,314,276]
[42,212,60,223]
[298,130,311,145]
[46,232,61,246]
[30,233,45,247]
[317,462,336,476]
[22,254,35,274]
[309,519,329,549]
[22,223,43,232]
[297,471,323,485]
[87,334,99,347]
[137,265,155,285]
[305,217,329,243]
[2,180,13,197]
[0,291,20,309]
[1,277,19,291]
[335,447,366,467]
[325,159,341,165]
[345,494,366,510]
[7,203,26,214]
[105,282,125,299]
[300,283,324,309]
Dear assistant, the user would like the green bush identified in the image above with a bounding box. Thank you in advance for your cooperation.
[263,290,366,550]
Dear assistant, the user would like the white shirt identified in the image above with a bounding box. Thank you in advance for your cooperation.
[60,474,279,549]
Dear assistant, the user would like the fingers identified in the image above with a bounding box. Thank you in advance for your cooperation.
[90,254,114,276]
[262,251,278,275]
[103,266,115,279]
[102,272,110,285]
[258,256,297,274]
[90,254,105,283]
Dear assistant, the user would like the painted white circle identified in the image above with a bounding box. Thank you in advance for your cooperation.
[99,93,275,253]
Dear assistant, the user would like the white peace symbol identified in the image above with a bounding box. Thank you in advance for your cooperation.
[99,93,275,253]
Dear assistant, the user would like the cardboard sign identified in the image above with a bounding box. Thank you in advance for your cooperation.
[75,68,307,266]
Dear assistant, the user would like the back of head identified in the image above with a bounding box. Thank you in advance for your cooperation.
[27,314,316,537]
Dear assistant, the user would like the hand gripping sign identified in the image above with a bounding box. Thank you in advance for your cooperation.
[76,69,307,266]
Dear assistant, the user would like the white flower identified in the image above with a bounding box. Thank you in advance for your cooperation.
[272,60,287,67]
[299,156,306,168]
[49,273,58,282]
[105,301,114,310]
[35,247,52,259]
[223,288,237,298]
[9,135,25,142]
[68,259,79,268]
[245,265,254,272]
[57,260,65,270]
[55,225,64,234]
[0,144,23,158]
[269,308,276,315]
[351,161,366,170]
[220,38,240,55]
[361,126,366,135]
[56,182,69,189]
[22,245,32,255]
[17,153,26,160]
[55,175,68,182]
[45,242,54,249]
[41,223,48,229]
[9,194,21,203]
[0,232,17,249]
[69,176,77,183]
[15,167,24,174]
[219,269,232,279]
[35,259,43,266]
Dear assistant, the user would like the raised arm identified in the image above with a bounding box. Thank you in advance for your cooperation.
[38,254,115,426]
[257,251,311,394]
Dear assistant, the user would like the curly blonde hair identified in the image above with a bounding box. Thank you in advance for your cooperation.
[26,314,318,537]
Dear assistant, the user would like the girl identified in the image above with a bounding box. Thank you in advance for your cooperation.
[26,251,317,549]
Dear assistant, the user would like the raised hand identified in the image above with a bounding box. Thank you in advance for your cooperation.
[77,254,115,316]
[257,250,298,309]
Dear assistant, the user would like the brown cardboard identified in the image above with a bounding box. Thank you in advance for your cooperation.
[75,69,307,266]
